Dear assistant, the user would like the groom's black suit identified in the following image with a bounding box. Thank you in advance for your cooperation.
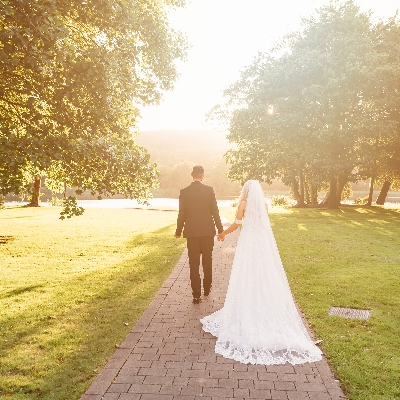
[176,181,223,299]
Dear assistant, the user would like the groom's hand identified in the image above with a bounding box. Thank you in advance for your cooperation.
[174,234,181,238]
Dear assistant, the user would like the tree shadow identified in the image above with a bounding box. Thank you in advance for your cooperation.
[270,206,400,239]
[1,285,44,299]
[0,224,183,399]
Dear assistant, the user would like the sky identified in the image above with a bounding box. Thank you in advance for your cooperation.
[137,0,399,132]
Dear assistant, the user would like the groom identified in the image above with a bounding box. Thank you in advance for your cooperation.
[175,165,223,304]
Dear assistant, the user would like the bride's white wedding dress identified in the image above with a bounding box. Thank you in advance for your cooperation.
[200,180,322,365]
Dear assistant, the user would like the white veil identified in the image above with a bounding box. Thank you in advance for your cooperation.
[238,180,268,227]
[201,179,323,365]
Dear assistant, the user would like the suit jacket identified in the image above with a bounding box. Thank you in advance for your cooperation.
[176,181,223,238]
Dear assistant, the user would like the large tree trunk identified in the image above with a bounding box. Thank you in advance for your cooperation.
[376,180,391,205]
[308,173,318,205]
[303,174,311,204]
[367,176,375,206]
[336,173,348,203]
[299,172,305,204]
[310,183,318,205]
[326,176,340,209]
[29,176,41,207]
[291,176,305,207]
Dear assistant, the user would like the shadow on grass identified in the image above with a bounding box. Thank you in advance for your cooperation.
[0,225,185,399]
[271,206,400,236]
[1,285,44,299]
[0,215,35,219]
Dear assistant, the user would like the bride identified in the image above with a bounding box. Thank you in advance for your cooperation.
[200,180,322,365]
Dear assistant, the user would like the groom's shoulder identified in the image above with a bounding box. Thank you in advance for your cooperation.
[181,183,214,194]
[202,183,214,192]
[179,184,192,197]
[198,183,216,196]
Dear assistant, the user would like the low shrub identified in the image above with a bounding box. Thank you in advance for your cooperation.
[354,195,369,205]
[270,195,291,207]
[47,197,64,207]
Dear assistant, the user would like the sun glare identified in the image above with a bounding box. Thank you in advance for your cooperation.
[139,0,400,131]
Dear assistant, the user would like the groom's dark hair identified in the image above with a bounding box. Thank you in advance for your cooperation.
[191,165,204,179]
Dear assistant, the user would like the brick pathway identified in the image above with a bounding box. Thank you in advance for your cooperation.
[81,221,347,400]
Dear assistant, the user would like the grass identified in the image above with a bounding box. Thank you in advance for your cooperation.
[1,204,399,399]
[268,206,400,400]
[0,206,186,399]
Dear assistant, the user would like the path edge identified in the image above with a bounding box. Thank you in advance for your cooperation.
[80,248,189,399]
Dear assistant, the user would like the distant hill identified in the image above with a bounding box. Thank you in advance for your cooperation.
[136,129,229,169]
[136,130,290,198]
[135,129,242,198]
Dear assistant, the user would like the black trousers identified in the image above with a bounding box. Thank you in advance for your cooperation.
[186,236,214,298]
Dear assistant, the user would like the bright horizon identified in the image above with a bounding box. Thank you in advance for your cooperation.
[138,0,399,132]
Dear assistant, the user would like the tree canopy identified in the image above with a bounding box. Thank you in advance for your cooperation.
[210,0,400,208]
[0,0,187,215]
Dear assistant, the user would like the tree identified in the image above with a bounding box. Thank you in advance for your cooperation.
[211,1,400,209]
[203,158,241,198]
[0,0,187,216]
[159,161,193,198]
[356,16,400,206]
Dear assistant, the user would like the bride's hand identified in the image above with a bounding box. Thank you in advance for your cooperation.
[217,233,225,241]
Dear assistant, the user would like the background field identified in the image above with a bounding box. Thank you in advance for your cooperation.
[0,207,186,399]
[270,206,400,400]
[1,205,399,399]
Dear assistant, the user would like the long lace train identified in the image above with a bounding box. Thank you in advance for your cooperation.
[200,181,322,365]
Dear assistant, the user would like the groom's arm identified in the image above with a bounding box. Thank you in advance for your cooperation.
[175,190,186,237]
[210,188,223,234]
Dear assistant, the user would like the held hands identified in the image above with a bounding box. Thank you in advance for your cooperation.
[217,232,226,241]
[174,234,181,238]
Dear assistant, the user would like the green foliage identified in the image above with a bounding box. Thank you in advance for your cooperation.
[0,0,188,209]
[47,197,63,207]
[341,182,353,201]
[211,1,400,208]
[270,195,291,207]
[59,197,84,220]
[354,195,369,205]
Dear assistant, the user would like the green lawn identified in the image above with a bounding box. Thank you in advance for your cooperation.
[0,206,186,399]
[269,206,400,400]
[1,205,399,399]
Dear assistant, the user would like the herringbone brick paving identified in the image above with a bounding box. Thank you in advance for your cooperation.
[81,221,347,400]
